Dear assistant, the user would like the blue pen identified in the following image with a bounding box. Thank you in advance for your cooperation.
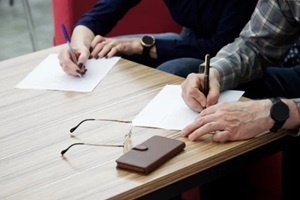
[61,24,78,65]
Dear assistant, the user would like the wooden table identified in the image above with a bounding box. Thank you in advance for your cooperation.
[0,46,298,199]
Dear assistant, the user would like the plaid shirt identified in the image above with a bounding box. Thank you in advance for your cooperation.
[209,0,300,134]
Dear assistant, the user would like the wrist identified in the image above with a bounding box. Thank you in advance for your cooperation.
[282,99,300,130]
[210,68,220,85]
[255,99,275,132]
[140,35,155,58]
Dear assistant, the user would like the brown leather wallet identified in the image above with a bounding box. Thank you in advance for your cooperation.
[116,135,185,175]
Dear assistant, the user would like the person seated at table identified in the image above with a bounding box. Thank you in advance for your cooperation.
[235,37,300,99]
[58,0,258,78]
[180,0,300,199]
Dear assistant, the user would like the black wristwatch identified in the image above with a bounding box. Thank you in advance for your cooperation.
[141,35,155,58]
[269,97,289,132]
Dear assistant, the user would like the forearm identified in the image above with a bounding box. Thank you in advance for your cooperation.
[71,25,95,49]
[251,98,300,136]
[74,0,140,36]
[155,35,223,61]
[283,98,300,131]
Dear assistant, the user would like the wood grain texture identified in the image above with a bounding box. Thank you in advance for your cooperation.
[0,45,288,199]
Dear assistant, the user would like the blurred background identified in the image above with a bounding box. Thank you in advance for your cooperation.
[0,0,53,61]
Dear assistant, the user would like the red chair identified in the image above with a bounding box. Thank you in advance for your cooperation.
[51,0,181,46]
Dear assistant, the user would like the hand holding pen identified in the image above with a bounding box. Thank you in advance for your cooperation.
[180,53,221,113]
[61,24,87,77]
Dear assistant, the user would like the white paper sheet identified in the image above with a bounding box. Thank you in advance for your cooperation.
[16,53,120,92]
[132,85,244,130]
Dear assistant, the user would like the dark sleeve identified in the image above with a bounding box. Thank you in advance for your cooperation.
[283,38,300,67]
[74,0,141,36]
[156,0,258,60]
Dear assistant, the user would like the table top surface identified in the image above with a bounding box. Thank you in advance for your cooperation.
[0,46,288,200]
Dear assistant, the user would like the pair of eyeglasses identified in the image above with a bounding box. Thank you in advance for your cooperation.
[61,118,133,156]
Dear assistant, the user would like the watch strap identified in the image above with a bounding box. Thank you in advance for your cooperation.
[142,46,151,58]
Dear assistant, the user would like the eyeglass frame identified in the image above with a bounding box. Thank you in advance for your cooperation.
[61,118,133,156]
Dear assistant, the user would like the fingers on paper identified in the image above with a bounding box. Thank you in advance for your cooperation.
[181,113,227,142]
[64,59,80,76]
[58,49,77,76]
[181,85,205,112]
[184,95,204,113]
[181,115,205,138]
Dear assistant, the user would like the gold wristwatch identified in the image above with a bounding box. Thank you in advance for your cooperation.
[140,35,155,58]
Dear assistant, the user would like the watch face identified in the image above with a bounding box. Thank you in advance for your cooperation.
[142,35,155,47]
[271,101,289,121]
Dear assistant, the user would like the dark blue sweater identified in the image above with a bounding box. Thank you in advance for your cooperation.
[75,0,258,60]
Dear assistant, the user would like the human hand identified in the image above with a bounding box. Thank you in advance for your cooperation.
[90,35,142,59]
[181,99,273,142]
[181,68,221,112]
[58,44,89,77]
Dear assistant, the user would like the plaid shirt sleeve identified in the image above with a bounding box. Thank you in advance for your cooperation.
[210,0,300,91]
[207,0,300,135]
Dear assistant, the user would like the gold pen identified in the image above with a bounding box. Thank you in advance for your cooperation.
[203,54,210,97]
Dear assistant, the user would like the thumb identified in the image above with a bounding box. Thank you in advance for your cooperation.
[206,76,220,107]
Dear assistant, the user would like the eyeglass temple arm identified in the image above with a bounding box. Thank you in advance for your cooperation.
[61,143,125,156]
[61,142,84,156]
[70,119,96,133]
[70,118,132,133]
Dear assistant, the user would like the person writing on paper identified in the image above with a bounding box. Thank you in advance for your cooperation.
[180,0,300,143]
[58,0,258,77]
